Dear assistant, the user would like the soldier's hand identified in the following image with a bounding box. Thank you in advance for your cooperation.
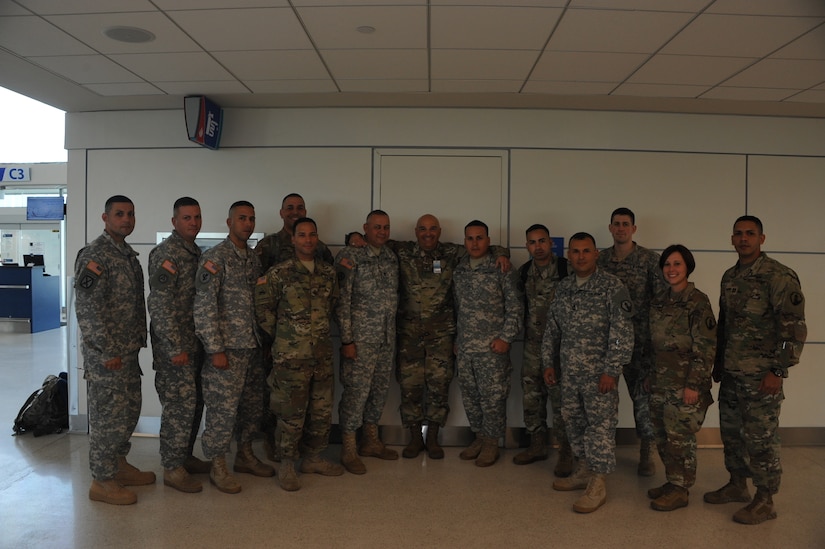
[683,387,699,405]
[598,374,617,394]
[104,356,123,371]
[171,352,189,366]
[348,233,367,248]
[341,342,357,360]
[211,352,229,370]
[758,372,783,395]
[494,255,512,273]
[490,338,510,354]
[543,367,556,386]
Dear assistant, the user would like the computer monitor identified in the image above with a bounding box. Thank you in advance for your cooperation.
[23,254,45,267]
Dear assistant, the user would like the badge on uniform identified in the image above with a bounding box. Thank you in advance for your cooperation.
[433,259,442,274]
[161,259,177,274]
[339,257,354,270]
[203,260,219,275]
[78,260,102,290]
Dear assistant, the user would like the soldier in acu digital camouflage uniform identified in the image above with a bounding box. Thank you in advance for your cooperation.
[255,217,344,491]
[453,220,523,468]
[148,197,211,494]
[543,232,633,514]
[704,216,806,525]
[75,195,154,506]
[195,201,274,494]
[335,210,399,475]
[646,245,716,512]
[597,207,666,477]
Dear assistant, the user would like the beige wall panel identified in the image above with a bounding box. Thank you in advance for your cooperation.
[747,155,825,253]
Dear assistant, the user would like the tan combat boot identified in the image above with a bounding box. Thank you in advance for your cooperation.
[115,456,156,486]
[359,423,399,460]
[647,482,674,500]
[183,455,211,475]
[425,423,444,460]
[210,457,241,494]
[637,439,656,477]
[573,473,607,513]
[163,466,203,493]
[278,460,301,492]
[459,435,484,460]
[402,423,425,459]
[554,437,574,477]
[513,429,548,465]
[703,474,751,504]
[475,436,500,467]
[651,484,689,511]
[733,488,777,525]
[234,442,276,477]
[89,479,137,505]
[301,455,344,476]
[341,432,366,475]
[552,459,592,491]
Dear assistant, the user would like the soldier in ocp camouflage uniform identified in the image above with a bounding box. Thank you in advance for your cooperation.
[646,245,716,512]
[194,201,274,494]
[453,220,523,468]
[255,217,344,491]
[597,207,666,476]
[543,232,633,514]
[335,210,399,475]
[704,216,806,525]
[75,195,154,506]
[148,197,210,494]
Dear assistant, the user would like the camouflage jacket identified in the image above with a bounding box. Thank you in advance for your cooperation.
[194,238,261,353]
[147,230,202,359]
[74,232,147,372]
[453,254,523,353]
[716,253,806,375]
[518,255,568,346]
[542,269,633,378]
[254,258,339,359]
[334,245,398,345]
[255,228,334,272]
[649,282,716,396]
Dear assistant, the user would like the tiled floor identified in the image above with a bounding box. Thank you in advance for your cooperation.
[2,328,824,549]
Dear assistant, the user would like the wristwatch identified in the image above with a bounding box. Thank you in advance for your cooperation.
[770,368,787,378]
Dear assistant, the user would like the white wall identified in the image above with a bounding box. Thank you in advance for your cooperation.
[66,107,825,433]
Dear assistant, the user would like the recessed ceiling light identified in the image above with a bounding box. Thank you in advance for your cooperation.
[103,26,156,43]
[356,25,376,34]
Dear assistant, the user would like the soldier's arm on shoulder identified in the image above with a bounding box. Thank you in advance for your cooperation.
[489,244,510,259]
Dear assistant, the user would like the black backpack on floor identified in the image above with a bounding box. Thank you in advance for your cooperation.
[13,372,69,437]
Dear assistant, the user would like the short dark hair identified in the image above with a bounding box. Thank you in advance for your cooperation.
[228,200,254,217]
[105,195,133,213]
[282,193,304,207]
[525,224,549,237]
[734,215,763,234]
[173,196,199,214]
[611,207,635,224]
[366,209,389,222]
[292,217,317,233]
[465,219,489,236]
[660,244,696,276]
[569,231,596,248]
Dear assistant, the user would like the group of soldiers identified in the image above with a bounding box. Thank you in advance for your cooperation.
[75,195,806,527]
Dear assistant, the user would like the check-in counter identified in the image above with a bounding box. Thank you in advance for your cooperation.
[0,266,60,333]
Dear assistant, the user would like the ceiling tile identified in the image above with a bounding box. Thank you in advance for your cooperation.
[432,80,523,93]
[431,6,562,50]
[0,16,95,56]
[432,50,538,80]
[569,0,708,10]
[109,52,235,81]
[322,49,428,80]
[662,14,822,57]
[772,24,825,60]
[629,54,755,86]
[17,0,157,15]
[168,8,312,51]
[706,0,825,17]
[785,89,825,102]
[700,86,797,101]
[156,0,288,9]
[523,80,617,95]
[432,0,565,5]
[297,6,426,50]
[84,82,164,95]
[156,80,251,95]
[612,82,708,98]
[723,58,825,88]
[294,0,424,5]
[30,54,143,84]
[246,80,337,93]
[532,51,647,81]
[214,50,329,80]
[548,9,694,54]
[338,79,428,93]
[0,4,32,15]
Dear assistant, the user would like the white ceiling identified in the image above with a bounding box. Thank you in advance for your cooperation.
[1,0,824,116]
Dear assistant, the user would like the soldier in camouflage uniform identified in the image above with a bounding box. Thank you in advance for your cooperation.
[597,207,666,476]
[254,193,333,461]
[255,217,344,491]
[514,224,573,476]
[646,245,716,511]
[194,201,274,494]
[335,210,399,474]
[453,220,523,467]
[704,216,807,525]
[148,197,211,494]
[75,195,154,505]
[543,232,633,514]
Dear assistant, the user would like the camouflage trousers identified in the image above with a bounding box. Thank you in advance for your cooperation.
[86,351,142,480]
[396,332,455,426]
[268,353,334,461]
[154,350,205,469]
[456,350,511,439]
[521,341,568,444]
[201,347,265,460]
[719,371,784,494]
[649,390,709,488]
[339,341,395,433]
[623,362,655,442]
[561,371,619,474]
